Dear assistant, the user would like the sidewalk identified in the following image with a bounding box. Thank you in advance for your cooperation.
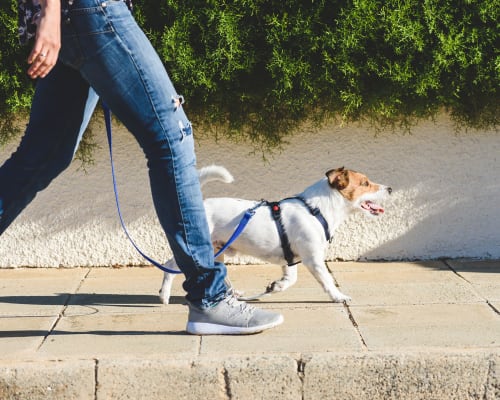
[0,260,499,399]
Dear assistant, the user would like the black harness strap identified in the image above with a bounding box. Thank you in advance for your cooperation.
[294,196,331,242]
[268,201,297,266]
[266,197,331,266]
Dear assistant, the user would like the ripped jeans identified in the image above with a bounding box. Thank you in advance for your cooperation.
[0,0,227,307]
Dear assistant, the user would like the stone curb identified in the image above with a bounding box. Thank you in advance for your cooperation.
[0,352,497,400]
[0,360,96,400]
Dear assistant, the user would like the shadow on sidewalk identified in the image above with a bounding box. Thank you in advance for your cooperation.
[0,293,186,307]
[0,293,336,307]
[0,329,189,338]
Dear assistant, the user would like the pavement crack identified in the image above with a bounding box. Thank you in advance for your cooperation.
[443,259,472,284]
[94,358,99,400]
[197,335,203,356]
[344,303,368,350]
[331,271,368,350]
[486,301,500,316]
[483,357,497,400]
[296,357,307,400]
[443,260,500,316]
[36,268,91,351]
[36,295,70,351]
[223,367,232,400]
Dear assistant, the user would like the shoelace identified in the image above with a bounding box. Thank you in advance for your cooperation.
[224,292,256,314]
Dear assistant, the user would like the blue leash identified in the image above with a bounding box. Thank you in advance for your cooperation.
[213,200,265,258]
[103,104,178,273]
[102,104,256,274]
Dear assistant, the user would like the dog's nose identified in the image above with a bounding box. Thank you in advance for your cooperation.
[387,187,393,194]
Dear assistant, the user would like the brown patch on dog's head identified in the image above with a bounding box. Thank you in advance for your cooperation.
[326,167,382,201]
[326,167,349,190]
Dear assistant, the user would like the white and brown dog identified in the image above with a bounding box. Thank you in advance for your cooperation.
[159,165,391,304]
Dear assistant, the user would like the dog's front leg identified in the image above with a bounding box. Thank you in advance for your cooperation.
[159,258,179,304]
[302,257,351,302]
[266,264,298,293]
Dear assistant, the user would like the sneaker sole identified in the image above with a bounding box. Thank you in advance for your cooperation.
[186,315,284,335]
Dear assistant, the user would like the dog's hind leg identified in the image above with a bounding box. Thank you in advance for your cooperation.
[159,258,179,304]
[266,264,298,293]
[302,256,351,302]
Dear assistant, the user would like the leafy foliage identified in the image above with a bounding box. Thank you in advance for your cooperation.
[1,0,498,151]
[0,1,32,144]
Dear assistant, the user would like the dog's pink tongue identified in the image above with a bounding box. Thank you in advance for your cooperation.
[362,201,384,215]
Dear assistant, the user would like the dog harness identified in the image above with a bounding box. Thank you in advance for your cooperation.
[265,197,331,266]
[212,197,331,267]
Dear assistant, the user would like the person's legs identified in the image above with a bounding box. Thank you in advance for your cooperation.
[0,62,98,234]
[58,0,283,333]
[59,0,227,307]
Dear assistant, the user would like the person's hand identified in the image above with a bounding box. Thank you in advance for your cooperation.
[27,0,61,79]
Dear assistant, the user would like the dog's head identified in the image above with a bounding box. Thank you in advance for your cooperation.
[326,167,392,216]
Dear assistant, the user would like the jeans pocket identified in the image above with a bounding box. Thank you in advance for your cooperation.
[68,5,113,37]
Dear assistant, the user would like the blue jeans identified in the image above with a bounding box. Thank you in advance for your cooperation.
[0,0,227,307]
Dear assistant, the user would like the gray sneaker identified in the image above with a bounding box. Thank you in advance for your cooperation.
[186,292,284,335]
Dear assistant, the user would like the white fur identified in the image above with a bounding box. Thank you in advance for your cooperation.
[159,165,391,303]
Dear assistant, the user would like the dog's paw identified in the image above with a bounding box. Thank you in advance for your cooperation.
[266,279,290,293]
[332,293,352,303]
[158,290,170,305]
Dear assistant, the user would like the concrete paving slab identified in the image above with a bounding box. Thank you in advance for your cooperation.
[351,303,500,350]
[303,352,497,400]
[200,306,363,355]
[84,266,166,294]
[64,293,167,317]
[97,358,224,400]
[223,355,302,400]
[37,309,199,358]
[0,359,95,400]
[0,268,88,316]
[331,261,482,306]
[64,266,184,316]
[447,259,500,301]
[0,316,56,357]
[0,268,89,281]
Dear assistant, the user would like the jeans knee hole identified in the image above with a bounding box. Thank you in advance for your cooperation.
[172,95,185,111]
[178,120,192,141]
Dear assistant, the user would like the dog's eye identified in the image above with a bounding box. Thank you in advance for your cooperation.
[362,181,369,186]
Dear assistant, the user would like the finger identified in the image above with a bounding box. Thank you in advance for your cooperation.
[28,52,54,79]
[27,49,47,72]
[38,62,55,79]
[28,45,45,64]
[27,53,46,78]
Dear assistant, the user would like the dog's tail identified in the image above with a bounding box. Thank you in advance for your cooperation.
[199,165,234,187]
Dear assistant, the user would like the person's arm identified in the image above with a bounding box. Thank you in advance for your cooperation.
[27,0,61,79]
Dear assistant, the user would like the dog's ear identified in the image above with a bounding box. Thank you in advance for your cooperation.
[326,167,349,190]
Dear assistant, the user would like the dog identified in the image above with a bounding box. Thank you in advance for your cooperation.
[159,165,392,304]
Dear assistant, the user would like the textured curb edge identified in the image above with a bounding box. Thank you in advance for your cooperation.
[0,352,498,400]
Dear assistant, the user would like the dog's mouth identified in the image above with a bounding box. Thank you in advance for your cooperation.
[360,200,384,216]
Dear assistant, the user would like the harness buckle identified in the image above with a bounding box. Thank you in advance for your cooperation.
[269,202,281,218]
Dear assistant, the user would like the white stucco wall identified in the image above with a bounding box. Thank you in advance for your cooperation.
[0,114,498,267]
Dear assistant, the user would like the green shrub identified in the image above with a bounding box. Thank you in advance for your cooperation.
[0,1,33,145]
[1,0,498,150]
